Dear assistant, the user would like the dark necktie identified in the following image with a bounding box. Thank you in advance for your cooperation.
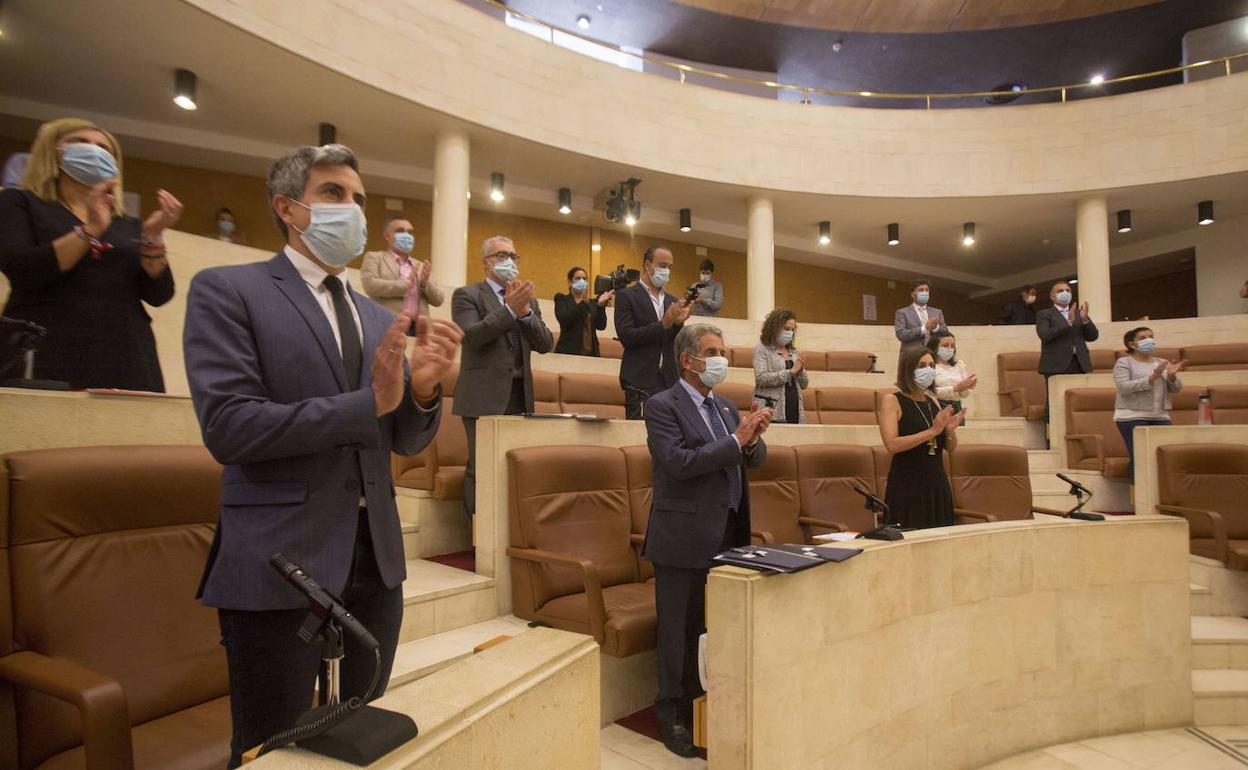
[703,396,742,511]
[323,275,362,390]
[499,288,524,377]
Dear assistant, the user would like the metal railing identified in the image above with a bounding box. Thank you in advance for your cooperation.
[481,0,1248,108]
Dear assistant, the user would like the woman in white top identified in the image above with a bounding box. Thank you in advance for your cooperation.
[1114,327,1186,484]
[925,332,977,413]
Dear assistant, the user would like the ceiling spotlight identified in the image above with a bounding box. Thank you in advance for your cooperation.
[558,187,572,215]
[887,222,900,246]
[1089,73,1105,85]
[818,220,831,245]
[318,122,337,146]
[173,68,198,111]
[624,198,640,226]
[961,222,976,246]
[986,82,1027,105]
[1198,199,1214,225]
[490,172,505,203]
[1069,278,1079,285]
[591,243,602,252]
[1116,209,1132,233]
[832,40,843,52]
[576,15,591,30]
[679,208,692,232]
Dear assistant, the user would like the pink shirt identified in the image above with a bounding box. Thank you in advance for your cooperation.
[393,251,413,281]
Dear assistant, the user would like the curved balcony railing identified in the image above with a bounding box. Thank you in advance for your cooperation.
[481,0,1248,109]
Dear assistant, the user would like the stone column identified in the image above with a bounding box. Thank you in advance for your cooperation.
[430,130,470,318]
[746,195,774,323]
[1075,195,1112,323]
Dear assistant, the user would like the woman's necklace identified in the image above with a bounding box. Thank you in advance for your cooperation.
[909,395,939,456]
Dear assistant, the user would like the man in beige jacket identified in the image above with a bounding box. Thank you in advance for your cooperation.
[361,215,446,313]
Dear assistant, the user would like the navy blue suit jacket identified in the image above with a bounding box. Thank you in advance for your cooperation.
[642,381,766,569]
[183,252,440,611]
[614,281,680,393]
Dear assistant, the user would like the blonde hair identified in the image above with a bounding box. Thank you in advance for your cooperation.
[22,118,126,216]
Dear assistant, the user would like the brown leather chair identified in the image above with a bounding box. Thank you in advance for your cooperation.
[799,351,828,372]
[997,352,1046,421]
[823,352,875,373]
[621,445,654,581]
[1064,388,1129,478]
[714,381,757,419]
[747,446,842,544]
[725,347,751,368]
[814,387,879,425]
[948,444,1064,523]
[558,373,626,418]
[1157,443,1248,570]
[1170,388,1204,426]
[1207,385,1248,424]
[391,364,461,491]
[0,446,229,770]
[1180,343,1248,371]
[793,444,877,533]
[506,446,654,657]
[599,338,624,359]
[802,387,819,424]
[1089,349,1118,372]
[871,446,892,499]
[532,370,562,414]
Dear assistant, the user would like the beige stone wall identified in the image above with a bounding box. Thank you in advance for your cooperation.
[186,0,1248,198]
[707,517,1193,769]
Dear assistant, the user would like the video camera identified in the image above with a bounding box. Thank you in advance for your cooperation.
[682,282,707,305]
[594,264,640,295]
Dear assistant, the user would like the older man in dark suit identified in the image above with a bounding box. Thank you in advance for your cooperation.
[643,322,771,757]
[452,236,554,521]
[184,144,462,768]
[615,245,692,419]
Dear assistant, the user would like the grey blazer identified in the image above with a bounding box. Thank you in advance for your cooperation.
[690,279,723,317]
[451,280,554,417]
[359,249,446,313]
[894,305,946,345]
[752,342,807,423]
[1113,355,1182,415]
[184,253,440,611]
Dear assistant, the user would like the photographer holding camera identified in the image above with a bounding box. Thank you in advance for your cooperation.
[554,265,613,356]
[615,245,692,420]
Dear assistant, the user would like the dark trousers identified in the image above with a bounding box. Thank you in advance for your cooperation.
[652,511,739,726]
[1042,354,1087,424]
[1116,418,1170,483]
[462,378,527,519]
[218,510,403,769]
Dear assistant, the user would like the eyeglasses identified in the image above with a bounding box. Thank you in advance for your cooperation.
[487,251,520,262]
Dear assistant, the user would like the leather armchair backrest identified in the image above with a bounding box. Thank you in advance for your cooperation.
[793,444,877,533]
[948,444,1034,521]
[1157,443,1248,539]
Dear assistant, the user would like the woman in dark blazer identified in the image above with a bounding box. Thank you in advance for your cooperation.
[553,266,614,356]
[0,118,182,391]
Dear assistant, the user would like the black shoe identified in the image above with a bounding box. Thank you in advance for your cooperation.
[658,721,699,758]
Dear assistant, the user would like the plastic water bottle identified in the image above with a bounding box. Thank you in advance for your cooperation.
[1197,393,1213,426]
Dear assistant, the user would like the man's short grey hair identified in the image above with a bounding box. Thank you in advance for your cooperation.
[266,144,359,237]
[482,235,513,260]
[675,323,723,360]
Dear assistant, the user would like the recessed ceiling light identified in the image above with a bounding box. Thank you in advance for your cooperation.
[576,15,591,30]
[1090,73,1105,85]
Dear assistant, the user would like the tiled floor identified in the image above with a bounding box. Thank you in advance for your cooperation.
[601,726,1248,769]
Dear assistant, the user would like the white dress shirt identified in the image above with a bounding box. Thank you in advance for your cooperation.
[284,245,364,355]
[647,281,666,367]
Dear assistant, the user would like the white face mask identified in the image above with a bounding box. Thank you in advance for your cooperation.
[290,201,367,268]
[492,257,519,283]
[694,355,729,388]
[700,272,712,282]
[651,266,670,289]
[777,330,794,346]
[913,366,936,390]
[937,346,955,362]
[1055,290,1072,306]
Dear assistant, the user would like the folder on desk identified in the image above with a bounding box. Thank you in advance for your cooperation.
[712,544,861,573]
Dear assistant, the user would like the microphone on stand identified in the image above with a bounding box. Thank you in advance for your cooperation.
[1054,474,1104,521]
[851,484,904,541]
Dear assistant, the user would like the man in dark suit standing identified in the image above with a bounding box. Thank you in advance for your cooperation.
[452,235,554,521]
[894,278,947,348]
[1036,280,1099,428]
[615,245,692,419]
[999,285,1038,325]
[184,144,463,768]
[643,322,771,757]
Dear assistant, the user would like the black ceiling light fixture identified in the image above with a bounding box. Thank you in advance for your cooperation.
[1116,209,1132,233]
[173,68,198,111]
[679,208,692,232]
[985,83,1027,105]
[318,122,337,145]
[962,222,976,246]
[818,220,831,245]
[1198,200,1214,226]
[887,222,900,246]
[558,187,572,215]
[490,172,505,203]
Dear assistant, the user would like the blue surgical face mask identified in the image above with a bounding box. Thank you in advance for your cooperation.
[571,278,588,293]
[60,142,118,186]
[777,330,795,346]
[492,257,519,283]
[651,266,670,289]
[915,291,930,305]
[913,366,936,390]
[937,346,955,362]
[393,231,415,253]
[291,200,367,268]
[695,355,729,388]
[1136,338,1156,354]
[1056,290,1072,305]
[218,219,236,236]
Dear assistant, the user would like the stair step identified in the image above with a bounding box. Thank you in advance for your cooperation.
[1192,669,1248,697]
[1192,616,1248,644]
[1026,450,1064,471]
[1190,583,1212,596]
[399,559,496,644]
[389,616,533,689]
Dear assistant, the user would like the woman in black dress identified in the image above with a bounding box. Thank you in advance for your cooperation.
[553,266,614,356]
[0,118,182,391]
[878,344,965,529]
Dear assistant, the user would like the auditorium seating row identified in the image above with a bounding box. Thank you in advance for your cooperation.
[998,343,1248,420]
[1156,443,1248,571]
[1065,385,1248,478]
[505,442,1056,658]
[542,333,877,372]
[390,367,901,500]
[0,445,230,770]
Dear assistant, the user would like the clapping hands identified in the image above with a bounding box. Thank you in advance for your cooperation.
[733,401,773,447]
